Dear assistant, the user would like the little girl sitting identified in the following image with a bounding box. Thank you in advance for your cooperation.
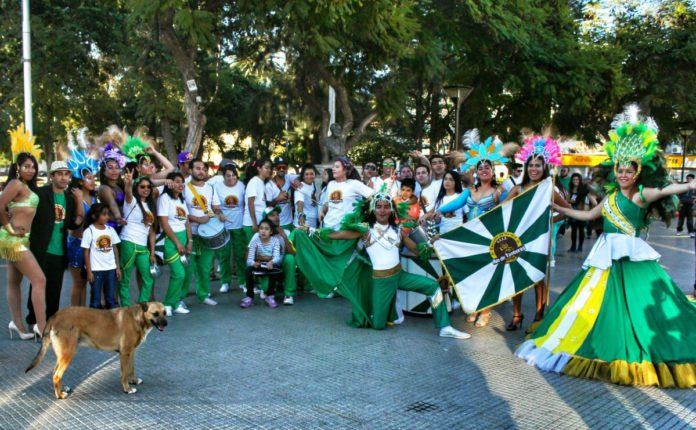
[240,219,282,309]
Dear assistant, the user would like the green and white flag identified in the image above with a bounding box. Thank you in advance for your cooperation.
[434,177,553,313]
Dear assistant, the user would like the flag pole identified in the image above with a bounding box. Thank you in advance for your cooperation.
[544,174,556,312]
[22,0,33,134]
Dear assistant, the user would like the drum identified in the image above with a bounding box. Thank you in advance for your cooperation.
[251,266,283,277]
[198,218,230,250]
[397,254,452,317]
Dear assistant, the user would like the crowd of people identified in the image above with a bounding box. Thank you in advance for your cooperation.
[2,104,696,388]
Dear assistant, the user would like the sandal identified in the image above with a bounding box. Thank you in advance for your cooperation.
[475,312,490,328]
[467,313,478,323]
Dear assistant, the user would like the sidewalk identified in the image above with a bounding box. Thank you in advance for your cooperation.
[0,223,694,429]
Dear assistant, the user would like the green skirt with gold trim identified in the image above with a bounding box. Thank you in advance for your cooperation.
[516,257,696,388]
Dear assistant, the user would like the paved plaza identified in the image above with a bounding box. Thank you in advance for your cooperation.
[0,223,694,429]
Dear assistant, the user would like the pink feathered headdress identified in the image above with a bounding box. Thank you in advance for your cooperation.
[515,135,561,166]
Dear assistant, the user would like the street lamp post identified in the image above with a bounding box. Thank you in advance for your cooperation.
[680,128,694,182]
[443,85,473,151]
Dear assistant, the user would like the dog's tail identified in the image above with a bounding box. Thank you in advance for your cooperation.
[25,322,52,373]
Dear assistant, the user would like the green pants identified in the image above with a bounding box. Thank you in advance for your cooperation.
[162,231,192,307]
[192,234,216,301]
[218,228,247,286]
[118,240,155,306]
[243,226,255,246]
[371,269,449,329]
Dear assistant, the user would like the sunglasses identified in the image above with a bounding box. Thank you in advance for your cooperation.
[382,162,395,167]
[139,185,151,189]
[365,165,377,170]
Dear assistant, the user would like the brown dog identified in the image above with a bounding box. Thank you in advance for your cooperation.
[26,302,168,399]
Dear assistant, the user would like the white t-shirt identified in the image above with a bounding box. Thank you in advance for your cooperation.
[243,176,268,227]
[323,179,374,230]
[214,180,245,230]
[207,175,224,186]
[81,225,121,271]
[364,224,401,270]
[437,193,464,234]
[265,177,293,226]
[502,176,519,192]
[370,176,398,196]
[420,182,440,213]
[293,182,318,228]
[157,193,189,233]
[120,198,154,246]
[184,182,220,235]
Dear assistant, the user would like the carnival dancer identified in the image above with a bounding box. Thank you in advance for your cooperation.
[159,172,193,316]
[117,171,157,306]
[66,128,99,306]
[428,131,510,327]
[242,158,272,243]
[516,105,696,388]
[96,129,129,231]
[266,156,294,231]
[82,203,122,309]
[213,163,247,294]
[184,158,223,306]
[293,163,319,229]
[503,135,569,331]
[322,189,470,339]
[0,126,47,339]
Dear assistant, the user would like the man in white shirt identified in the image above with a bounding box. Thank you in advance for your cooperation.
[265,157,294,230]
[184,158,223,306]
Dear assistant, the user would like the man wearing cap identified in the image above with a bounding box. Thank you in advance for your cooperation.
[177,151,194,182]
[265,157,295,231]
[26,161,84,326]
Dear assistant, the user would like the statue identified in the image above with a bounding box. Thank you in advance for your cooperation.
[322,123,345,163]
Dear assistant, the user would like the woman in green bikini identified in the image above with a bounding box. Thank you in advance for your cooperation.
[0,126,47,340]
[516,106,696,388]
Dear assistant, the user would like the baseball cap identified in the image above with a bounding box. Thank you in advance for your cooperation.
[49,161,71,174]
[177,151,193,165]
[273,156,288,166]
[219,159,234,169]
[262,205,282,220]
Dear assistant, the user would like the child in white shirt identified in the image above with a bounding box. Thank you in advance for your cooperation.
[82,203,122,309]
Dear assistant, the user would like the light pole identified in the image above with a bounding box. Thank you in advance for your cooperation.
[680,128,694,182]
[22,0,33,134]
[282,103,291,151]
[443,85,473,151]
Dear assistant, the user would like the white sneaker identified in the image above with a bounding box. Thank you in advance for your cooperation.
[394,315,405,325]
[259,290,266,299]
[219,283,230,293]
[174,304,190,314]
[439,326,471,340]
[202,297,218,306]
[690,233,695,238]
[164,306,173,317]
[177,300,189,310]
[550,259,556,268]
[283,296,294,306]
[238,284,246,292]
[325,292,335,299]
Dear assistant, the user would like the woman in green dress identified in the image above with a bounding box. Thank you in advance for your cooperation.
[516,106,696,388]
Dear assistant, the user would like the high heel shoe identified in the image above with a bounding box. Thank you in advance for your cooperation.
[506,314,524,331]
[8,321,34,340]
[33,324,43,342]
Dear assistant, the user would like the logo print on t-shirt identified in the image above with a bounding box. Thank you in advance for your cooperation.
[329,190,343,203]
[54,204,65,223]
[96,235,112,253]
[175,206,187,221]
[192,195,208,210]
[224,195,239,207]
[143,211,154,226]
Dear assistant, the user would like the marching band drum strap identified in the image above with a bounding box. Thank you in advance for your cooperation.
[188,182,214,216]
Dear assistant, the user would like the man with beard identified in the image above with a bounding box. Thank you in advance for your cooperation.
[26,161,84,327]
[183,159,223,306]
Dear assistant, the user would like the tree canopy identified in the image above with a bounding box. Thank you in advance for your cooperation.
[0,0,694,166]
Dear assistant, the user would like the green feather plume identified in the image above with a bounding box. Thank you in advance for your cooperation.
[121,135,150,160]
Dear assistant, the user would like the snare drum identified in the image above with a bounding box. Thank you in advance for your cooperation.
[198,218,230,250]
[251,267,283,277]
[397,254,452,316]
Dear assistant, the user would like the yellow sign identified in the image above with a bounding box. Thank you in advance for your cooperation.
[561,154,696,169]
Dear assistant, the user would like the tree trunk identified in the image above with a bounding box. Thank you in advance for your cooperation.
[161,117,177,163]
[159,11,207,156]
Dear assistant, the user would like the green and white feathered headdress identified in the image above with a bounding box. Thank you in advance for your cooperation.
[121,135,150,161]
[603,103,660,176]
